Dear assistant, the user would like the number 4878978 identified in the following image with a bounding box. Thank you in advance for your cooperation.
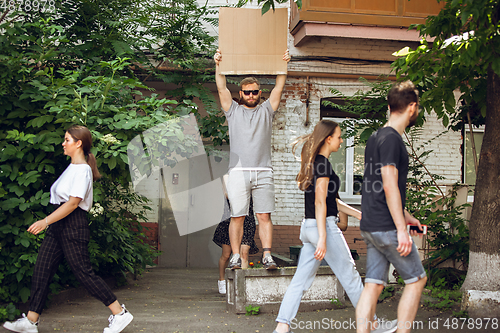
[0,1,56,12]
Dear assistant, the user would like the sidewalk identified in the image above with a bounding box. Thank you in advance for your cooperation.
[2,267,496,333]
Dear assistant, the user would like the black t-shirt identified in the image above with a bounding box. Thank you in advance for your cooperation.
[304,155,340,219]
[360,127,408,231]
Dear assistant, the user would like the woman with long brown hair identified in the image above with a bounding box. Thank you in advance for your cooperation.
[4,125,133,333]
[273,120,395,333]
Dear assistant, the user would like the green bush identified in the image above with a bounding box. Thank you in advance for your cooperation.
[378,285,395,301]
[0,17,158,310]
[0,8,218,316]
[405,129,470,268]
[0,303,20,323]
[424,276,464,311]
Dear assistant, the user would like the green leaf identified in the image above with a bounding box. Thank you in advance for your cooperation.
[19,171,39,186]
[359,128,374,142]
[19,287,31,303]
[2,145,17,157]
[108,156,117,170]
[45,164,55,174]
[41,195,50,206]
[0,197,24,210]
[393,46,412,57]
[19,202,30,211]
[120,153,128,164]
[0,224,13,234]
[20,238,30,248]
[480,104,486,117]
[261,1,271,15]
[442,114,449,128]
[9,185,25,196]
[175,129,185,141]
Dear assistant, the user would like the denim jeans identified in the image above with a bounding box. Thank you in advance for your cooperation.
[276,216,364,325]
[361,230,426,285]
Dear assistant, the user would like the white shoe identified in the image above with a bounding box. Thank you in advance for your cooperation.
[228,253,241,270]
[372,319,398,333]
[218,280,226,294]
[103,304,133,333]
[262,254,277,270]
[3,313,38,333]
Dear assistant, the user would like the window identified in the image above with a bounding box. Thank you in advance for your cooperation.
[464,126,484,202]
[323,117,365,204]
[321,97,372,204]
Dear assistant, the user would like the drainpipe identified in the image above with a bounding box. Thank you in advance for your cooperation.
[305,76,310,127]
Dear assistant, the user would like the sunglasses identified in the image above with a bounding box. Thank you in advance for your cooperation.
[241,90,260,96]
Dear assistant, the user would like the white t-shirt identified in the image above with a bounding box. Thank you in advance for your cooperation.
[50,163,93,211]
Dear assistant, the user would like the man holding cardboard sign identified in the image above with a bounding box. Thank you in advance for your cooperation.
[214,48,290,270]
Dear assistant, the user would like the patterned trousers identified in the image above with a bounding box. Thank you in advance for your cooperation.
[29,206,117,314]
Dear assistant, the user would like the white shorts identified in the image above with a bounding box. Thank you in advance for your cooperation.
[226,169,275,217]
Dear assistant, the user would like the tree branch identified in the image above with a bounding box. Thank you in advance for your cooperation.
[0,10,9,25]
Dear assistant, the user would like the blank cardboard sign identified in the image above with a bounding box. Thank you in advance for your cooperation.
[219,7,288,75]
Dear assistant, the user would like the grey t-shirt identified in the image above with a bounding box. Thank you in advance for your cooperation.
[224,99,275,169]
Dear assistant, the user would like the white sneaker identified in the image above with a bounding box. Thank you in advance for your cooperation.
[262,254,277,270]
[103,304,133,333]
[218,280,226,294]
[228,253,241,270]
[3,313,38,333]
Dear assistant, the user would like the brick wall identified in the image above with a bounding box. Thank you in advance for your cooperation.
[408,112,462,185]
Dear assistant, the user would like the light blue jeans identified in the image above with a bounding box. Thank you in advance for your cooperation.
[276,216,364,325]
[361,230,426,285]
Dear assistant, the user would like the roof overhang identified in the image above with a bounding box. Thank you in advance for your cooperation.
[292,22,432,46]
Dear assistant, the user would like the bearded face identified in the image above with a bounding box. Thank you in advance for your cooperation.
[239,83,261,108]
[407,102,419,128]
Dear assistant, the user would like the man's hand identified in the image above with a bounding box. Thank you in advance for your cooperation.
[396,229,413,257]
[405,210,424,237]
[214,49,232,111]
[269,49,290,111]
[283,49,290,62]
[214,49,222,65]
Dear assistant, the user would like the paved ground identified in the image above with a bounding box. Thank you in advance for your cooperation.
[2,267,497,333]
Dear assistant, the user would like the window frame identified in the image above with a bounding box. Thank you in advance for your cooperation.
[323,117,365,205]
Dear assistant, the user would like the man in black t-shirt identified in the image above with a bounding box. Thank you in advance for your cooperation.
[356,81,427,333]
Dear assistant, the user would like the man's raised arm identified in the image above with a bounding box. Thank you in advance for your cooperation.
[214,49,233,112]
[269,49,290,111]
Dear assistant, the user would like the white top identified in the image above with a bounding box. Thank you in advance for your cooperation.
[50,163,93,211]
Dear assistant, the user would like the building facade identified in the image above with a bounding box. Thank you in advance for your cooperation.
[145,0,467,267]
